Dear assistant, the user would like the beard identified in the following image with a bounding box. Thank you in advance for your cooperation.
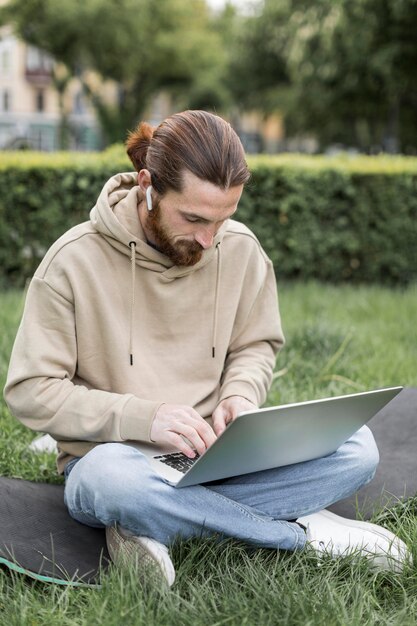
[145,201,204,267]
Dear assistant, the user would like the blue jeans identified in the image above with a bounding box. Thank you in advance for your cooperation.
[64,425,378,551]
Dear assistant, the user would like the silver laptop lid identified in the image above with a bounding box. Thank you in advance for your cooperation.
[175,386,403,487]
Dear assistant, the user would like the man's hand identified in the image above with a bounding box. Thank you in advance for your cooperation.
[212,396,257,437]
[150,404,217,458]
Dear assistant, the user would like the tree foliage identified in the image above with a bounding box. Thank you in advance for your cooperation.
[286,0,417,151]
[227,0,291,114]
[2,0,228,143]
[229,0,417,152]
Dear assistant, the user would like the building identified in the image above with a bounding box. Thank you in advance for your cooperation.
[0,25,102,151]
[234,110,285,154]
[0,22,285,154]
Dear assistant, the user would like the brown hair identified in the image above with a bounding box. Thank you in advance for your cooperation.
[126,110,250,195]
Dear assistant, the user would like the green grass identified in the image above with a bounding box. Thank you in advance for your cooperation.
[268,281,417,406]
[0,282,416,626]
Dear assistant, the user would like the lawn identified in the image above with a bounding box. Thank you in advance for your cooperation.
[0,282,416,626]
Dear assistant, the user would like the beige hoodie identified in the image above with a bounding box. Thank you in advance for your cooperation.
[4,172,284,472]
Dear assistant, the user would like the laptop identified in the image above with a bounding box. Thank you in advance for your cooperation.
[127,386,402,488]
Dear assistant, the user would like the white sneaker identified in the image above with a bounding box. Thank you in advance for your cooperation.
[297,509,411,572]
[105,524,175,587]
[28,434,58,454]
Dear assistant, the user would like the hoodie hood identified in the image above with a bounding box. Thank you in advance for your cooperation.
[89,171,227,363]
[89,171,227,281]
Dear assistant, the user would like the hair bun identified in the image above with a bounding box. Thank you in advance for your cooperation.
[125,111,249,194]
[126,122,155,172]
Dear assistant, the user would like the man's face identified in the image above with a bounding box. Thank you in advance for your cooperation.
[144,170,243,266]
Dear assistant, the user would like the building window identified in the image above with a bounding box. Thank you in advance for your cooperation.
[0,49,11,76]
[36,89,45,112]
[73,91,86,115]
[26,46,53,72]
[1,90,10,112]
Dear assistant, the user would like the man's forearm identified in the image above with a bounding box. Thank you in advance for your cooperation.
[219,340,279,407]
[4,374,160,444]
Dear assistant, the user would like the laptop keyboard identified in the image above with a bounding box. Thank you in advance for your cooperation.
[153,451,200,474]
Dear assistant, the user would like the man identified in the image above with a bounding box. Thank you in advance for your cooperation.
[4,111,409,586]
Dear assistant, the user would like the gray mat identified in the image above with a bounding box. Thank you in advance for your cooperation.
[330,387,417,519]
[0,477,109,586]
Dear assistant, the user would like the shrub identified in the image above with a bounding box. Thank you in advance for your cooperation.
[0,150,129,287]
[238,155,417,284]
[0,150,416,286]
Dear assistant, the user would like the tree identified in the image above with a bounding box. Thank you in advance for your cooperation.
[229,0,417,152]
[227,0,292,115]
[285,0,417,151]
[2,0,228,144]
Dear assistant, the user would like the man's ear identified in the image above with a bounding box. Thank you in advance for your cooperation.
[137,169,152,193]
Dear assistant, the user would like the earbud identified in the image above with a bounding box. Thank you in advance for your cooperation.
[146,185,153,212]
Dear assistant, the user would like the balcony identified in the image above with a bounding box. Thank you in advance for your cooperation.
[25,67,52,86]
[25,45,54,86]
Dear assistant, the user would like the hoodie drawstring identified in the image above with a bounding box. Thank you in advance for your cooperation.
[212,242,221,358]
[129,239,220,362]
[129,241,136,365]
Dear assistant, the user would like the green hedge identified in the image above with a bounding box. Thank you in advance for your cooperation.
[0,149,416,287]
[240,155,417,284]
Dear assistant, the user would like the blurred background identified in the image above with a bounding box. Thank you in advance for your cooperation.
[1,0,416,155]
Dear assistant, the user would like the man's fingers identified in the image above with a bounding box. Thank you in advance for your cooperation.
[165,432,198,458]
[166,414,217,456]
[151,404,217,455]
[186,413,217,448]
[192,420,217,450]
[172,422,208,457]
[212,406,228,436]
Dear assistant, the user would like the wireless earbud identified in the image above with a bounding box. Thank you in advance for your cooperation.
[146,185,153,212]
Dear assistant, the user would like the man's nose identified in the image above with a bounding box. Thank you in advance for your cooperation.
[195,228,215,249]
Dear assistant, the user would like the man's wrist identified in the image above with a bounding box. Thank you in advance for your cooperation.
[218,394,257,406]
[219,382,260,407]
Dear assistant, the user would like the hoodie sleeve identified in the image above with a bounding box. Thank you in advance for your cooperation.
[3,277,159,444]
[218,259,284,407]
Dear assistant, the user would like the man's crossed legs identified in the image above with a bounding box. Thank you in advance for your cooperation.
[64,426,410,586]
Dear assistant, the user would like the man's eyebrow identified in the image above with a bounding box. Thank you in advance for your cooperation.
[180,211,212,223]
[180,210,236,223]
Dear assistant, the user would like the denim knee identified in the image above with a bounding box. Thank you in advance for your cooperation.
[65,444,143,518]
[349,425,379,485]
[65,442,169,527]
